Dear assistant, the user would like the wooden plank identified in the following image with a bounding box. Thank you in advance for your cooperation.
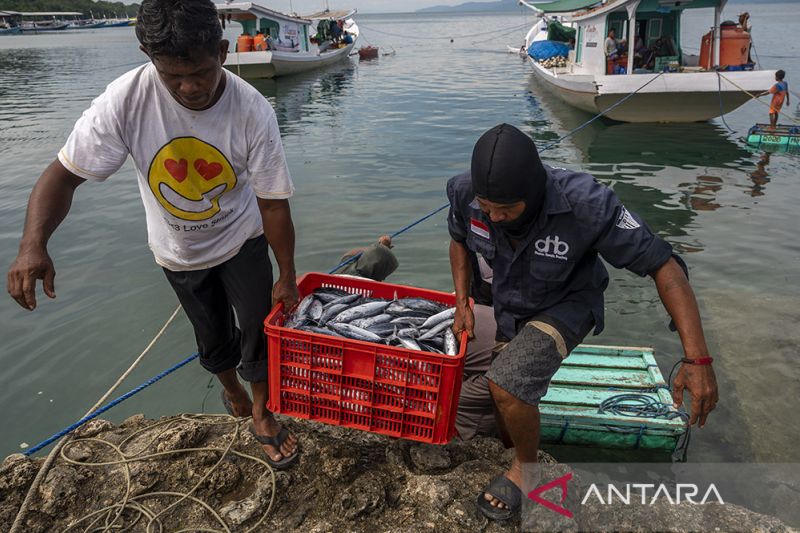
[574,344,654,356]
[539,404,686,431]
[541,384,664,407]
[550,366,654,389]
[562,353,648,370]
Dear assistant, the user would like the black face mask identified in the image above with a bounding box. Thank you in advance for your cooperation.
[471,123,547,239]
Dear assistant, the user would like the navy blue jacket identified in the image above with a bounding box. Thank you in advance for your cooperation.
[447,166,674,342]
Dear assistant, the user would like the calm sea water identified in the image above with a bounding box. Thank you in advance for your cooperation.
[0,5,798,464]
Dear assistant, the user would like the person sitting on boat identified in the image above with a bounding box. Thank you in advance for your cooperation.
[253,30,267,51]
[6,0,301,470]
[604,28,619,58]
[765,70,789,129]
[446,124,719,521]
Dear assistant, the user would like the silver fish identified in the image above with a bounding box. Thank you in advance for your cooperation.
[330,323,383,343]
[314,292,344,304]
[318,303,349,325]
[300,325,337,336]
[389,316,427,327]
[366,323,396,336]
[420,308,456,330]
[309,299,324,322]
[351,313,392,329]
[418,341,444,354]
[395,327,419,338]
[444,328,458,356]
[418,319,455,340]
[331,301,392,324]
[397,297,447,314]
[396,337,421,350]
[294,294,316,319]
[326,293,362,308]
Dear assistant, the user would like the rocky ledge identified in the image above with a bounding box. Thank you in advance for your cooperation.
[1,414,792,532]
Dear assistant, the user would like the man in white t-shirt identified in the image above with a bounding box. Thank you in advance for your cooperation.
[7,0,299,468]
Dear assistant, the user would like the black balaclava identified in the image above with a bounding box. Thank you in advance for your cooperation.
[471,123,548,240]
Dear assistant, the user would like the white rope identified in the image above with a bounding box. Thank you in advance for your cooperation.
[9,304,184,533]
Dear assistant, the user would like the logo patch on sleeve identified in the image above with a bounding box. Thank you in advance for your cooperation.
[616,207,641,230]
[470,218,490,239]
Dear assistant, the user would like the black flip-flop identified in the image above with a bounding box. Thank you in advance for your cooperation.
[250,425,300,470]
[476,474,522,521]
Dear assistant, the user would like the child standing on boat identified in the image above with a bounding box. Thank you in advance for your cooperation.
[767,70,789,129]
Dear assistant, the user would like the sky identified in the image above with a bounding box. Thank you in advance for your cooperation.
[122,0,470,14]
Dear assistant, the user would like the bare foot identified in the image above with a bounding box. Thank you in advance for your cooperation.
[484,458,522,509]
[223,386,253,418]
[251,413,299,463]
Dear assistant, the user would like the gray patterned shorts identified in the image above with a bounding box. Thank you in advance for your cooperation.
[486,314,591,406]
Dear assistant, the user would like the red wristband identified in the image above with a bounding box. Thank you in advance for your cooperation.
[682,357,713,366]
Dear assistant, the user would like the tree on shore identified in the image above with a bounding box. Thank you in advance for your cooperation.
[0,1,140,17]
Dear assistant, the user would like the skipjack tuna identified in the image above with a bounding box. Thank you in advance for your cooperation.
[283,288,460,355]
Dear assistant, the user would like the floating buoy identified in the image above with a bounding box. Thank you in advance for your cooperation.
[358,46,379,60]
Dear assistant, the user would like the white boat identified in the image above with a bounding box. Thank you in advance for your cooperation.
[215,2,358,80]
[1,10,22,34]
[18,11,81,33]
[520,0,775,123]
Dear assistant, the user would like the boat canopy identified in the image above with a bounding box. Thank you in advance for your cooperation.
[0,10,22,16]
[20,11,83,17]
[302,9,356,20]
[215,2,311,25]
[525,0,724,14]
[525,0,604,14]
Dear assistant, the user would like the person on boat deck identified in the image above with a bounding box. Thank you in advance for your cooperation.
[604,28,619,58]
[253,30,267,51]
[446,124,719,521]
[765,70,789,129]
[6,0,301,470]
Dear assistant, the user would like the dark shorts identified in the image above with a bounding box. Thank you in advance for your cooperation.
[486,313,593,406]
[163,236,272,383]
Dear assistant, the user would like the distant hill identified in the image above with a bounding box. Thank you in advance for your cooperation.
[418,0,523,13]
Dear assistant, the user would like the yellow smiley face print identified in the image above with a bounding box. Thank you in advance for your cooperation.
[148,137,237,221]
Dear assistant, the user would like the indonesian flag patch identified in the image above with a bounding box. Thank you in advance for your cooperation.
[470,218,490,239]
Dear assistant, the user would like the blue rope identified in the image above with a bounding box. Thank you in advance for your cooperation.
[23,352,199,456]
[328,203,450,274]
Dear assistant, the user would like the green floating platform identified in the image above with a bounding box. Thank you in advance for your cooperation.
[746,124,800,151]
[539,344,686,452]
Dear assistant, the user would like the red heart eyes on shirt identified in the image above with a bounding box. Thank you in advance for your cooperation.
[164,158,188,182]
[194,159,223,181]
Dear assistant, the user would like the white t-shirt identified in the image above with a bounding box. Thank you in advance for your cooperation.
[58,64,294,271]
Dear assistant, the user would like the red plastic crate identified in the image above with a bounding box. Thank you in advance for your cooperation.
[264,272,468,444]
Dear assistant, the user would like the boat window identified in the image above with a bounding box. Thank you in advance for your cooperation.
[576,26,583,63]
[647,18,662,45]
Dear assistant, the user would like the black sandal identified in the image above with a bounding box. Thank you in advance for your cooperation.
[249,425,300,470]
[476,474,522,521]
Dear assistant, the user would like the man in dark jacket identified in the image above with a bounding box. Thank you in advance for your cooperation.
[447,124,718,520]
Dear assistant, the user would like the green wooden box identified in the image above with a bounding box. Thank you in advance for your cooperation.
[539,344,687,452]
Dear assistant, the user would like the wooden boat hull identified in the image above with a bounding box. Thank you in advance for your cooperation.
[529,59,775,123]
[224,42,355,79]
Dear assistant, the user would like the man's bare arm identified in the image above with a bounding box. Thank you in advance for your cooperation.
[450,239,474,339]
[257,198,299,310]
[651,257,719,427]
[7,160,85,310]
